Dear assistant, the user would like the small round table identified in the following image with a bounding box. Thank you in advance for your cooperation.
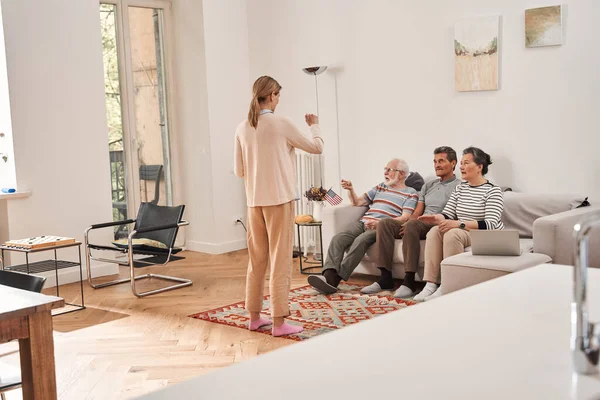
[295,221,323,275]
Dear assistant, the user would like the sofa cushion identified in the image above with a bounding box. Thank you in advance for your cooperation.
[518,238,534,253]
[440,264,510,294]
[502,192,586,238]
[441,251,552,273]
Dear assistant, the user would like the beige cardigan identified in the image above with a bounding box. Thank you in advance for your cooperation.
[234,113,324,207]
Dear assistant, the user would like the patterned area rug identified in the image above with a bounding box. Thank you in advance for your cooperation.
[189,283,416,341]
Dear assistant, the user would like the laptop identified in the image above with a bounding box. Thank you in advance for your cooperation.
[470,230,522,256]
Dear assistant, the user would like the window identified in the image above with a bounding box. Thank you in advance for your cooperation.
[100,0,174,238]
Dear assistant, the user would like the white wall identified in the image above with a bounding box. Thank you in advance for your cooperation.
[171,0,216,249]
[3,0,595,261]
[1,0,116,275]
[202,0,251,251]
[172,0,249,254]
[0,0,16,189]
[247,0,600,201]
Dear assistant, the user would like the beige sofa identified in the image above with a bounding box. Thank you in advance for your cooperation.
[321,192,600,292]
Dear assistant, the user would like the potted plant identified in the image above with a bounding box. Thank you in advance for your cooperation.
[304,186,327,222]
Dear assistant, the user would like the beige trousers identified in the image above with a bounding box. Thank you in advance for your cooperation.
[423,227,471,284]
[245,201,294,318]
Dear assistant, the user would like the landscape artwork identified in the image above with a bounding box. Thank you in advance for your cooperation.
[454,16,500,92]
[525,5,563,47]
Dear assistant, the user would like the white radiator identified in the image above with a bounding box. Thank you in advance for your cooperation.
[295,152,320,256]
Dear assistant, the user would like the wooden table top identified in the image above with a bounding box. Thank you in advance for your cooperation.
[0,284,64,321]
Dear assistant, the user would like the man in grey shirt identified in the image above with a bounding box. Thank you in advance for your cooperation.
[361,146,460,297]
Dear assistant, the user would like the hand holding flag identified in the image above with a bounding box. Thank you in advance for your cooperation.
[325,188,342,206]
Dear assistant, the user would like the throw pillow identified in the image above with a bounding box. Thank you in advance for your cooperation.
[112,238,168,251]
[576,197,591,208]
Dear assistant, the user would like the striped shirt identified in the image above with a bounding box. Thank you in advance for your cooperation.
[361,183,418,223]
[441,181,504,230]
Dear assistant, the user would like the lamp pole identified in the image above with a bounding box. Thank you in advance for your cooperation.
[302,66,327,188]
[302,66,327,261]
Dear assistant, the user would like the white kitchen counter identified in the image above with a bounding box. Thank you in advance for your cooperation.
[136,264,600,399]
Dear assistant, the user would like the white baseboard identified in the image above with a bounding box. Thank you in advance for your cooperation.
[186,239,247,254]
[39,262,119,289]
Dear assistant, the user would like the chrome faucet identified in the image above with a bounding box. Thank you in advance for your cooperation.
[573,214,600,374]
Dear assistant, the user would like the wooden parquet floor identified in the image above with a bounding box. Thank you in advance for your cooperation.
[0,250,374,400]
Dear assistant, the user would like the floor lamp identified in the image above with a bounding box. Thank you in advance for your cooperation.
[302,66,327,262]
[302,66,327,187]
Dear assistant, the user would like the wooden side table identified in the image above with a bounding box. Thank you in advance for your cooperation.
[0,241,85,316]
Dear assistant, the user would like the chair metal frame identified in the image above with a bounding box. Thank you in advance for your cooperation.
[84,217,191,298]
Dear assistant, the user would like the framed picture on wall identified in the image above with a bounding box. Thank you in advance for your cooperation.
[525,5,563,48]
[454,16,500,92]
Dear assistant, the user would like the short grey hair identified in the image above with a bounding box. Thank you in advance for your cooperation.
[391,158,409,175]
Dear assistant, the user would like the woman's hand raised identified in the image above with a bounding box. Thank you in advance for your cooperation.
[305,114,319,126]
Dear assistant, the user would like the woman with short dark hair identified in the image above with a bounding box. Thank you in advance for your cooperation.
[415,147,504,301]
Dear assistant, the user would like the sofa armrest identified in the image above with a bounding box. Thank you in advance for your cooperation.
[321,204,367,256]
[533,206,600,267]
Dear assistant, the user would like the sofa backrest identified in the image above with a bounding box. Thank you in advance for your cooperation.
[502,192,587,238]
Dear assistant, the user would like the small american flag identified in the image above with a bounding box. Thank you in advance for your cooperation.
[325,188,343,206]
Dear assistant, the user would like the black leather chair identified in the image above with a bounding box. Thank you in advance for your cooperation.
[112,164,164,240]
[84,202,191,297]
[0,270,46,293]
[0,270,46,400]
[139,165,164,205]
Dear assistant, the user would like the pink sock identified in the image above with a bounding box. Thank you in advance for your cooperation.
[272,322,303,337]
[249,317,272,331]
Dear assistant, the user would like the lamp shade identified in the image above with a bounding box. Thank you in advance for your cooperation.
[302,66,327,75]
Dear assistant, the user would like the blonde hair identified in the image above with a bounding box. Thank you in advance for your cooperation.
[248,76,282,129]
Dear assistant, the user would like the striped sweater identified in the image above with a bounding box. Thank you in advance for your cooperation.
[441,181,504,230]
[361,183,418,223]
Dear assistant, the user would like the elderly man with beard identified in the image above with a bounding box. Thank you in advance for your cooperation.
[308,158,419,294]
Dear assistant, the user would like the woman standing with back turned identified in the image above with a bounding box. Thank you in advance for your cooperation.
[234,76,324,336]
